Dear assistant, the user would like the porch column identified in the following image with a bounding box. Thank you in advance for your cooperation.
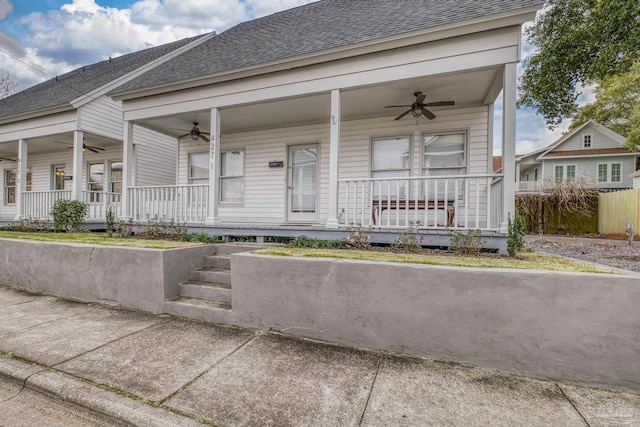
[206,107,221,225]
[71,130,84,201]
[515,161,521,191]
[501,62,517,231]
[120,121,134,220]
[14,139,27,220]
[326,89,341,229]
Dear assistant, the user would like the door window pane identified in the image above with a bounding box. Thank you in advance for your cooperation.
[189,152,209,185]
[291,147,317,213]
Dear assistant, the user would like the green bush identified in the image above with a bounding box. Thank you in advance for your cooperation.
[449,229,485,255]
[393,221,424,253]
[51,200,88,232]
[289,236,344,249]
[507,213,526,256]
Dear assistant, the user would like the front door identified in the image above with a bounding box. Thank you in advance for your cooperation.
[287,144,319,222]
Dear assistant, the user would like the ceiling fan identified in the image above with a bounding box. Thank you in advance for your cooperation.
[54,140,106,154]
[0,157,16,162]
[177,122,210,142]
[385,91,455,121]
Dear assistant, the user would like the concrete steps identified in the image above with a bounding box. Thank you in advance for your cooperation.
[162,297,233,324]
[178,281,231,304]
[204,254,230,269]
[192,268,231,286]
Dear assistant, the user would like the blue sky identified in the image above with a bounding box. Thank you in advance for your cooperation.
[0,0,587,155]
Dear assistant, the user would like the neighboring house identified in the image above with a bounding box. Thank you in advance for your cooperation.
[517,120,640,192]
[3,0,544,245]
[0,33,213,222]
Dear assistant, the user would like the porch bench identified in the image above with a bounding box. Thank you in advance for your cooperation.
[371,199,455,227]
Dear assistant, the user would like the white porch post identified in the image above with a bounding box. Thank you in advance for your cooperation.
[14,139,27,220]
[326,89,341,229]
[515,161,521,191]
[120,121,134,220]
[501,62,517,231]
[71,130,84,201]
[206,107,221,225]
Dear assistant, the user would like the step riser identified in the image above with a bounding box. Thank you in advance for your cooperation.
[179,284,231,304]
[163,301,234,324]
[192,270,231,285]
[204,256,231,269]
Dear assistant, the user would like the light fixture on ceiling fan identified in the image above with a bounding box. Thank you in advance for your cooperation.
[385,91,455,121]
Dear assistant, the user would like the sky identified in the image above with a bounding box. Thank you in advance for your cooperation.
[0,0,593,155]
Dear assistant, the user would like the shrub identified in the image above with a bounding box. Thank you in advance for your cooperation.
[507,213,526,256]
[449,229,485,255]
[393,221,424,252]
[1,218,53,232]
[137,216,188,240]
[51,200,88,232]
[345,224,371,249]
[289,236,344,249]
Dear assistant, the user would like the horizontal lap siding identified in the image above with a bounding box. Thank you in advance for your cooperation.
[133,126,177,186]
[177,106,489,225]
[543,156,636,188]
[79,96,123,141]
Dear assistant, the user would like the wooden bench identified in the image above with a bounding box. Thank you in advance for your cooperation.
[371,199,455,227]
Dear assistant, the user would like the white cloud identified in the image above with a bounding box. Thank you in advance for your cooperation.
[0,0,12,20]
[245,0,319,17]
[130,0,247,30]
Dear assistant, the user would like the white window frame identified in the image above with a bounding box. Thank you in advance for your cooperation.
[554,164,577,180]
[422,131,468,202]
[370,135,412,199]
[188,152,209,185]
[219,149,245,204]
[4,168,32,205]
[598,162,622,183]
[87,162,105,202]
[51,164,66,191]
[109,160,123,194]
[583,134,592,148]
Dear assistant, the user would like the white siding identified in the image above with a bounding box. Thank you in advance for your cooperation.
[79,96,123,140]
[555,124,623,152]
[177,106,490,224]
[132,125,177,186]
[542,155,636,189]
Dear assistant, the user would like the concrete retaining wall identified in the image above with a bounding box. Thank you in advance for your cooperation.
[0,238,216,312]
[232,253,640,392]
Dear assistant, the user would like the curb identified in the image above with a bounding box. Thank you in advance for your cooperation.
[0,357,207,427]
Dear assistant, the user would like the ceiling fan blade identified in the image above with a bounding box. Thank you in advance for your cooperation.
[0,157,16,162]
[385,105,411,108]
[422,108,436,120]
[415,93,426,104]
[199,134,211,143]
[178,133,191,139]
[424,101,455,107]
[89,146,105,151]
[87,146,100,154]
[394,109,413,121]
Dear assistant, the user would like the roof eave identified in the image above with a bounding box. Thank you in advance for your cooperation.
[111,3,542,101]
[0,104,75,126]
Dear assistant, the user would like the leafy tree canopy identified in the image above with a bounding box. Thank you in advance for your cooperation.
[518,0,640,128]
[570,61,640,150]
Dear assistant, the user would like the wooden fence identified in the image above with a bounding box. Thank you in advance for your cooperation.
[598,189,640,235]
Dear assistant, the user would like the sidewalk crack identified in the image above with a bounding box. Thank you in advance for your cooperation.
[556,383,591,427]
[358,355,382,426]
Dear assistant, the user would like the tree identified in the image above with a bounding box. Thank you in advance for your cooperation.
[518,0,640,128]
[570,61,640,150]
[0,67,18,99]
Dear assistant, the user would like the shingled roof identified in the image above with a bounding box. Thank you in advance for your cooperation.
[112,0,543,95]
[0,34,207,120]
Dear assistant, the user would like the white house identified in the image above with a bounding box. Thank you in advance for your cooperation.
[3,0,544,247]
[0,34,213,222]
[517,120,639,192]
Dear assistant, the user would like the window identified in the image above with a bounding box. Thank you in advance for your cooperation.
[371,136,411,197]
[189,152,208,185]
[598,163,622,183]
[423,132,466,201]
[555,165,576,180]
[583,134,592,148]
[52,165,66,191]
[4,169,32,205]
[534,168,539,181]
[611,163,621,182]
[555,165,564,180]
[88,163,104,202]
[220,150,244,203]
[110,161,123,194]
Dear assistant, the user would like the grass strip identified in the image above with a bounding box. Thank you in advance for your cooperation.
[0,231,203,249]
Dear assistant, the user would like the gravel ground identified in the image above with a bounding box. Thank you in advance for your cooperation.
[527,236,640,272]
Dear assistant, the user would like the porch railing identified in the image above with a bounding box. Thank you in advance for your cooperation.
[338,174,504,230]
[81,191,122,221]
[22,190,72,220]
[128,185,208,224]
[518,181,543,192]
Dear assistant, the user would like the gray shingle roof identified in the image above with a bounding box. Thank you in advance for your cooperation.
[0,35,205,119]
[113,0,542,94]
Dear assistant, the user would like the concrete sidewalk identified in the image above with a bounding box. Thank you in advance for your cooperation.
[0,286,639,427]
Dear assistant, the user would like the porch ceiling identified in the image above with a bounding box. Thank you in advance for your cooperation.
[0,132,121,159]
[137,67,502,136]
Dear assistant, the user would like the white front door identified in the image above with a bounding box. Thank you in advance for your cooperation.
[287,144,319,222]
